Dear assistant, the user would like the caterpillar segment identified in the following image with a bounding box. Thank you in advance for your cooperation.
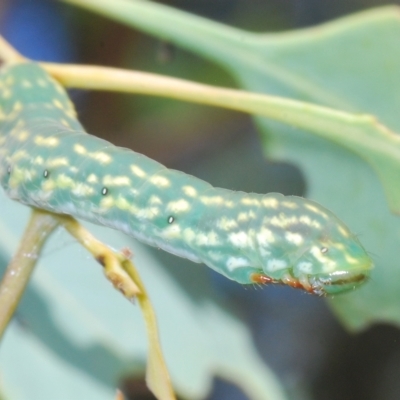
[0,62,373,295]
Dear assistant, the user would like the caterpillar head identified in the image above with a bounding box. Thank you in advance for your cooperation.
[253,196,373,296]
[288,208,373,295]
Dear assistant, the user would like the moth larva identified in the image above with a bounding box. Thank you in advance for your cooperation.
[0,62,373,295]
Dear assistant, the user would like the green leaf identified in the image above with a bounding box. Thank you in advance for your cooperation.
[62,0,400,329]
[0,190,286,400]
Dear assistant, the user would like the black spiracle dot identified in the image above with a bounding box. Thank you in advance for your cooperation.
[43,169,49,178]
[101,187,108,196]
[167,216,175,224]
[321,247,329,254]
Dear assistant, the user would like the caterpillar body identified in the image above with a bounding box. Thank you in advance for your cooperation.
[0,62,373,295]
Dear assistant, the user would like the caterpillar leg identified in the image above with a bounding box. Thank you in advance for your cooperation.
[250,272,319,295]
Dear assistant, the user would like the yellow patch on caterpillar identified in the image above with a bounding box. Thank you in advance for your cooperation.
[47,157,69,167]
[241,197,260,206]
[182,185,197,197]
[34,135,59,147]
[17,130,29,142]
[216,217,238,231]
[285,232,304,245]
[150,175,170,187]
[228,231,251,248]
[196,231,220,246]
[148,195,162,205]
[282,201,298,209]
[262,197,279,208]
[72,182,95,197]
[167,199,190,213]
[87,173,98,183]
[103,175,131,186]
[130,165,146,178]
[60,119,71,128]
[21,79,33,88]
[37,78,49,87]
[226,257,250,271]
[200,195,224,205]
[256,228,275,245]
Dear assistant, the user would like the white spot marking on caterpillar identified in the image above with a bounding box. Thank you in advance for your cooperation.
[34,136,59,147]
[149,195,162,205]
[74,144,87,154]
[55,84,65,94]
[138,207,160,219]
[196,231,220,246]
[150,175,170,187]
[229,231,250,248]
[130,165,146,178]
[17,130,29,142]
[53,99,64,109]
[13,101,22,111]
[42,179,56,191]
[61,119,71,128]
[237,212,249,222]
[48,157,69,167]
[262,197,279,208]
[241,197,260,206]
[297,261,313,274]
[3,89,11,99]
[200,195,224,205]
[55,174,74,189]
[256,228,275,245]
[299,215,321,229]
[216,217,238,231]
[167,199,190,213]
[37,78,48,87]
[266,259,288,272]
[183,228,196,242]
[337,225,350,238]
[21,80,33,88]
[92,152,112,164]
[304,204,328,218]
[115,197,130,210]
[99,196,114,209]
[282,201,298,209]
[5,76,14,85]
[224,200,235,208]
[285,232,304,246]
[226,257,250,271]
[162,223,181,238]
[182,185,197,197]
[345,254,360,265]
[72,182,95,197]
[87,174,98,183]
[309,246,336,272]
[103,175,131,186]
[259,247,272,257]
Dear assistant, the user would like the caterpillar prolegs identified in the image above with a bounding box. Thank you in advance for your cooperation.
[0,62,373,295]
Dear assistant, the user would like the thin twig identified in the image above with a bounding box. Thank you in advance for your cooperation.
[54,214,176,400]
[0,209,59,338]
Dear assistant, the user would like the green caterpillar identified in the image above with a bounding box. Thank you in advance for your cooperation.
[0,62,373,295]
